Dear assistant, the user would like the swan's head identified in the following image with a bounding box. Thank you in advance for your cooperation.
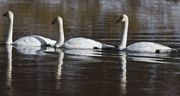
[116,14,128,23]
[2,11,14,19]
[121,14,128,22]
[51,16,63,25]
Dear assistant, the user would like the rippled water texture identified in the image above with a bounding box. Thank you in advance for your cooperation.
[0,0,180,96]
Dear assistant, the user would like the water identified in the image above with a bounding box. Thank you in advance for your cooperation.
[0,0,180,96]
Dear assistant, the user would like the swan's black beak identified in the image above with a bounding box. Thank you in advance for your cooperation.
[115,15,123,24]
[51,18,57,25]
[2,12,8,17]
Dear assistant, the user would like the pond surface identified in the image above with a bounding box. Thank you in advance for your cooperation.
[0,0,180,96]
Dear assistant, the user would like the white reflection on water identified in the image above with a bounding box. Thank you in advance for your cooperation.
[14,46,47,55]
[56,50,64,89]
[45,47,103,61]
[13,46,65,90]
[13,45,60,55]
[119,52,127,96]
[56,50,64,80]
[64,49,102,57]
[5,45,13,96]
[64,49,102,62]
[127,52,174,64]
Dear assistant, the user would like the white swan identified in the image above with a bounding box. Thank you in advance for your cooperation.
[3,11,56,47]
[51,16,115,49]
[117,14,176,53]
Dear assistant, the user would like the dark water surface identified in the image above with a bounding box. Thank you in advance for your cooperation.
[0,0,180,96]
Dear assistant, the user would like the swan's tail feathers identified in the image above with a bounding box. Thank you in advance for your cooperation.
[101,43,115,50]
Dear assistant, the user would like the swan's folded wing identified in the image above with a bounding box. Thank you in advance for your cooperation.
[13,35,56,47]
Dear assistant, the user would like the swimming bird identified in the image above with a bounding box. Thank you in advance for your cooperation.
[3,11,56,47]
[117,14,176,53]
[51,16,115,49]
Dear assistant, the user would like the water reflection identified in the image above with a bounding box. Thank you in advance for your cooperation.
[5,45,13,96]
[7,47,65,96]
[14,46,48,55]
[12,46,64,89]
[64,49,102,62]
[128,53,169,64]
[13,46,65,85]
[55,50,64,90]
[119,52,127,96]
[127,52,180,64]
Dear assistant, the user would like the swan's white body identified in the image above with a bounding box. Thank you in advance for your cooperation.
[118,14,175,53]
[3,11,56,47]
[52,16,114,49]
[126,42,171,53]
[63,37,113,49]
[13,35,56,46]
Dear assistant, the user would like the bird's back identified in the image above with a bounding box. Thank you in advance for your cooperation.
[13,35,56,47]
[126,42,171,53]
[63,37,102,49]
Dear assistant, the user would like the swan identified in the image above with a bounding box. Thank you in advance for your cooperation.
[51,16,115,49]
[3,11,56,47]
[117,14,177,53]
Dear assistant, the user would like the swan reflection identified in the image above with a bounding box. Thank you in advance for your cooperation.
[64,49,102,62]
[128,53,170,64]
[64,49,102,56]
[14,46,65,80]
[56,50,64,80]
[14,46,51,55]
[119,52,127,96]
[55,50,64,89]
[5,45,13,96]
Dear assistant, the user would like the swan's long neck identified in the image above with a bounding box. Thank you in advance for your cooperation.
[6,15,14,45]
[118,19,129,50]
[55,19,65,48]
